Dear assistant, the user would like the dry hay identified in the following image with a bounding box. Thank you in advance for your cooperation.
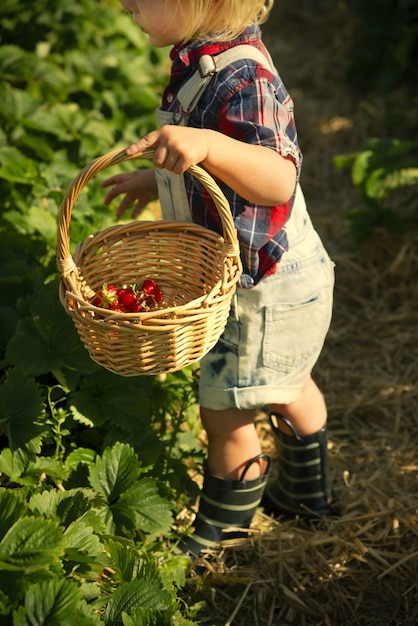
[186,2,418,625]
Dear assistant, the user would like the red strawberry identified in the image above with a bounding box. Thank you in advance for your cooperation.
[119,290,137,311]
[109,301,129,313]
[117,286,130,299]
[130,302,145,313]
[141,279,163,303]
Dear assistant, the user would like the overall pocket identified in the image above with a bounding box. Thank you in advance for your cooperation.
[262,284,332,373]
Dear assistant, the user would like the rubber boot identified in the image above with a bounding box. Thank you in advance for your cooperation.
[264,412,337,517]
[180,453,271,556]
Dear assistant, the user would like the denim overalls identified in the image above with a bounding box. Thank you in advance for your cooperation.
[153,45,334,410]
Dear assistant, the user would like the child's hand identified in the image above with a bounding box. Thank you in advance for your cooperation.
[101,169,158,218]
[126,126,210,174]
[126,125,297,207]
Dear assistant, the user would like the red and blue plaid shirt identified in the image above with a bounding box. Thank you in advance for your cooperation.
[162,25,302,286]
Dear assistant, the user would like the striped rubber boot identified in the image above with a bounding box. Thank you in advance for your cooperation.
[180,453,271,557]
[264,412,336,517]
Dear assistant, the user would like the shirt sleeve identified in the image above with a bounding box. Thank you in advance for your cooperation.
[198,65,302,175]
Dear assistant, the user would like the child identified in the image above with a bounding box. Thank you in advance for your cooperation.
[102,0,336,556]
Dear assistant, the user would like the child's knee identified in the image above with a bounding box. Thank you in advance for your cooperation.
[200,406,255,434]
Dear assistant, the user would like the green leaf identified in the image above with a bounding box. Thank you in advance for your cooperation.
[65,448,97,472]
[6,329,62,375]
[122,608,176,626]
[71,370,153,433]
[29,488,96,525]
[8,202,58,241]
[0,586,13,618]
[64,519,107,565]
[29,489,63,522]
[351,149,373,189]
[367,166,418,198]
[88,442,141,503]
[105,538,137,583]
[24,578,97,626]
[0,517,65,572]
[333,152,358,170]
[14,130,56,162]
[102,427,163,472]
[0,448,32,484]
[365,137,418,161]
[52,102,89,139]
[25,579,79,624]
[0,489,27,542]
[79,116,116,158]
[23,103,84,142]
[6,282,97,376]
[0,369,45,451]
[0,146,40,184]
[0,82,38,123]
[25,456,69,482]
[69,405,96,428]
[104,578,172,625]
[162,554,190,591]
[113,479,173,539]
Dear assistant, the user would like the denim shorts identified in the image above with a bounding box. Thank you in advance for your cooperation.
[199,194,335,411]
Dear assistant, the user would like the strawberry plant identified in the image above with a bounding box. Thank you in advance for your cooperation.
[334,137,418,244]
[0,1,205,623]
[0,444,198,625]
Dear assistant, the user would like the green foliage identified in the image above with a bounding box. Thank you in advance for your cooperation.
[348,0,418,90]
[0,1,203,623]
[0,463,193,624]
[334,137,418,244]
[0,0,169,305]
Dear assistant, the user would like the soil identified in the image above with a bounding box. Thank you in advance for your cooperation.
[192,3,418,625]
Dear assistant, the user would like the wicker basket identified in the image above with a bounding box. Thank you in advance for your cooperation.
[56,148,242,376]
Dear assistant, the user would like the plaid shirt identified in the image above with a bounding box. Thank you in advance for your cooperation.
[162,25,302,286]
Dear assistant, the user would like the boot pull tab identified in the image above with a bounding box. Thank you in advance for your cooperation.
[238,452,272,482]
[268,411,303,441]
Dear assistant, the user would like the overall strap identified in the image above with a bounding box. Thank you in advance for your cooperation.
[177,44,276,114]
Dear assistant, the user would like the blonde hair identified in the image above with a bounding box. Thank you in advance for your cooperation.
[176,0,274,43]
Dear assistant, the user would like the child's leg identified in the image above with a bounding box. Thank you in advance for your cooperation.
[182,375,331,555]
[200,406,263,480]
[200,373,325,481]
[270,373,327,435]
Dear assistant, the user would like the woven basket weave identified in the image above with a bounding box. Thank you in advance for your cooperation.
[56,148,242,376]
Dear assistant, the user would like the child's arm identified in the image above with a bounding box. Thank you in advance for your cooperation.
[126,125,297,206]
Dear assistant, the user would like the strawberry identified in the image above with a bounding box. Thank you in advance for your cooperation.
[130,302,145,313]
[116,286,130,299]
[141,279,163,303]
[92,279,163,316]
[92,283,118,309]
[119,290,137,311]
[109,301,129,313]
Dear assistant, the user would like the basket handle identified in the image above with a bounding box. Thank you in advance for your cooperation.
[56,147,241,280]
